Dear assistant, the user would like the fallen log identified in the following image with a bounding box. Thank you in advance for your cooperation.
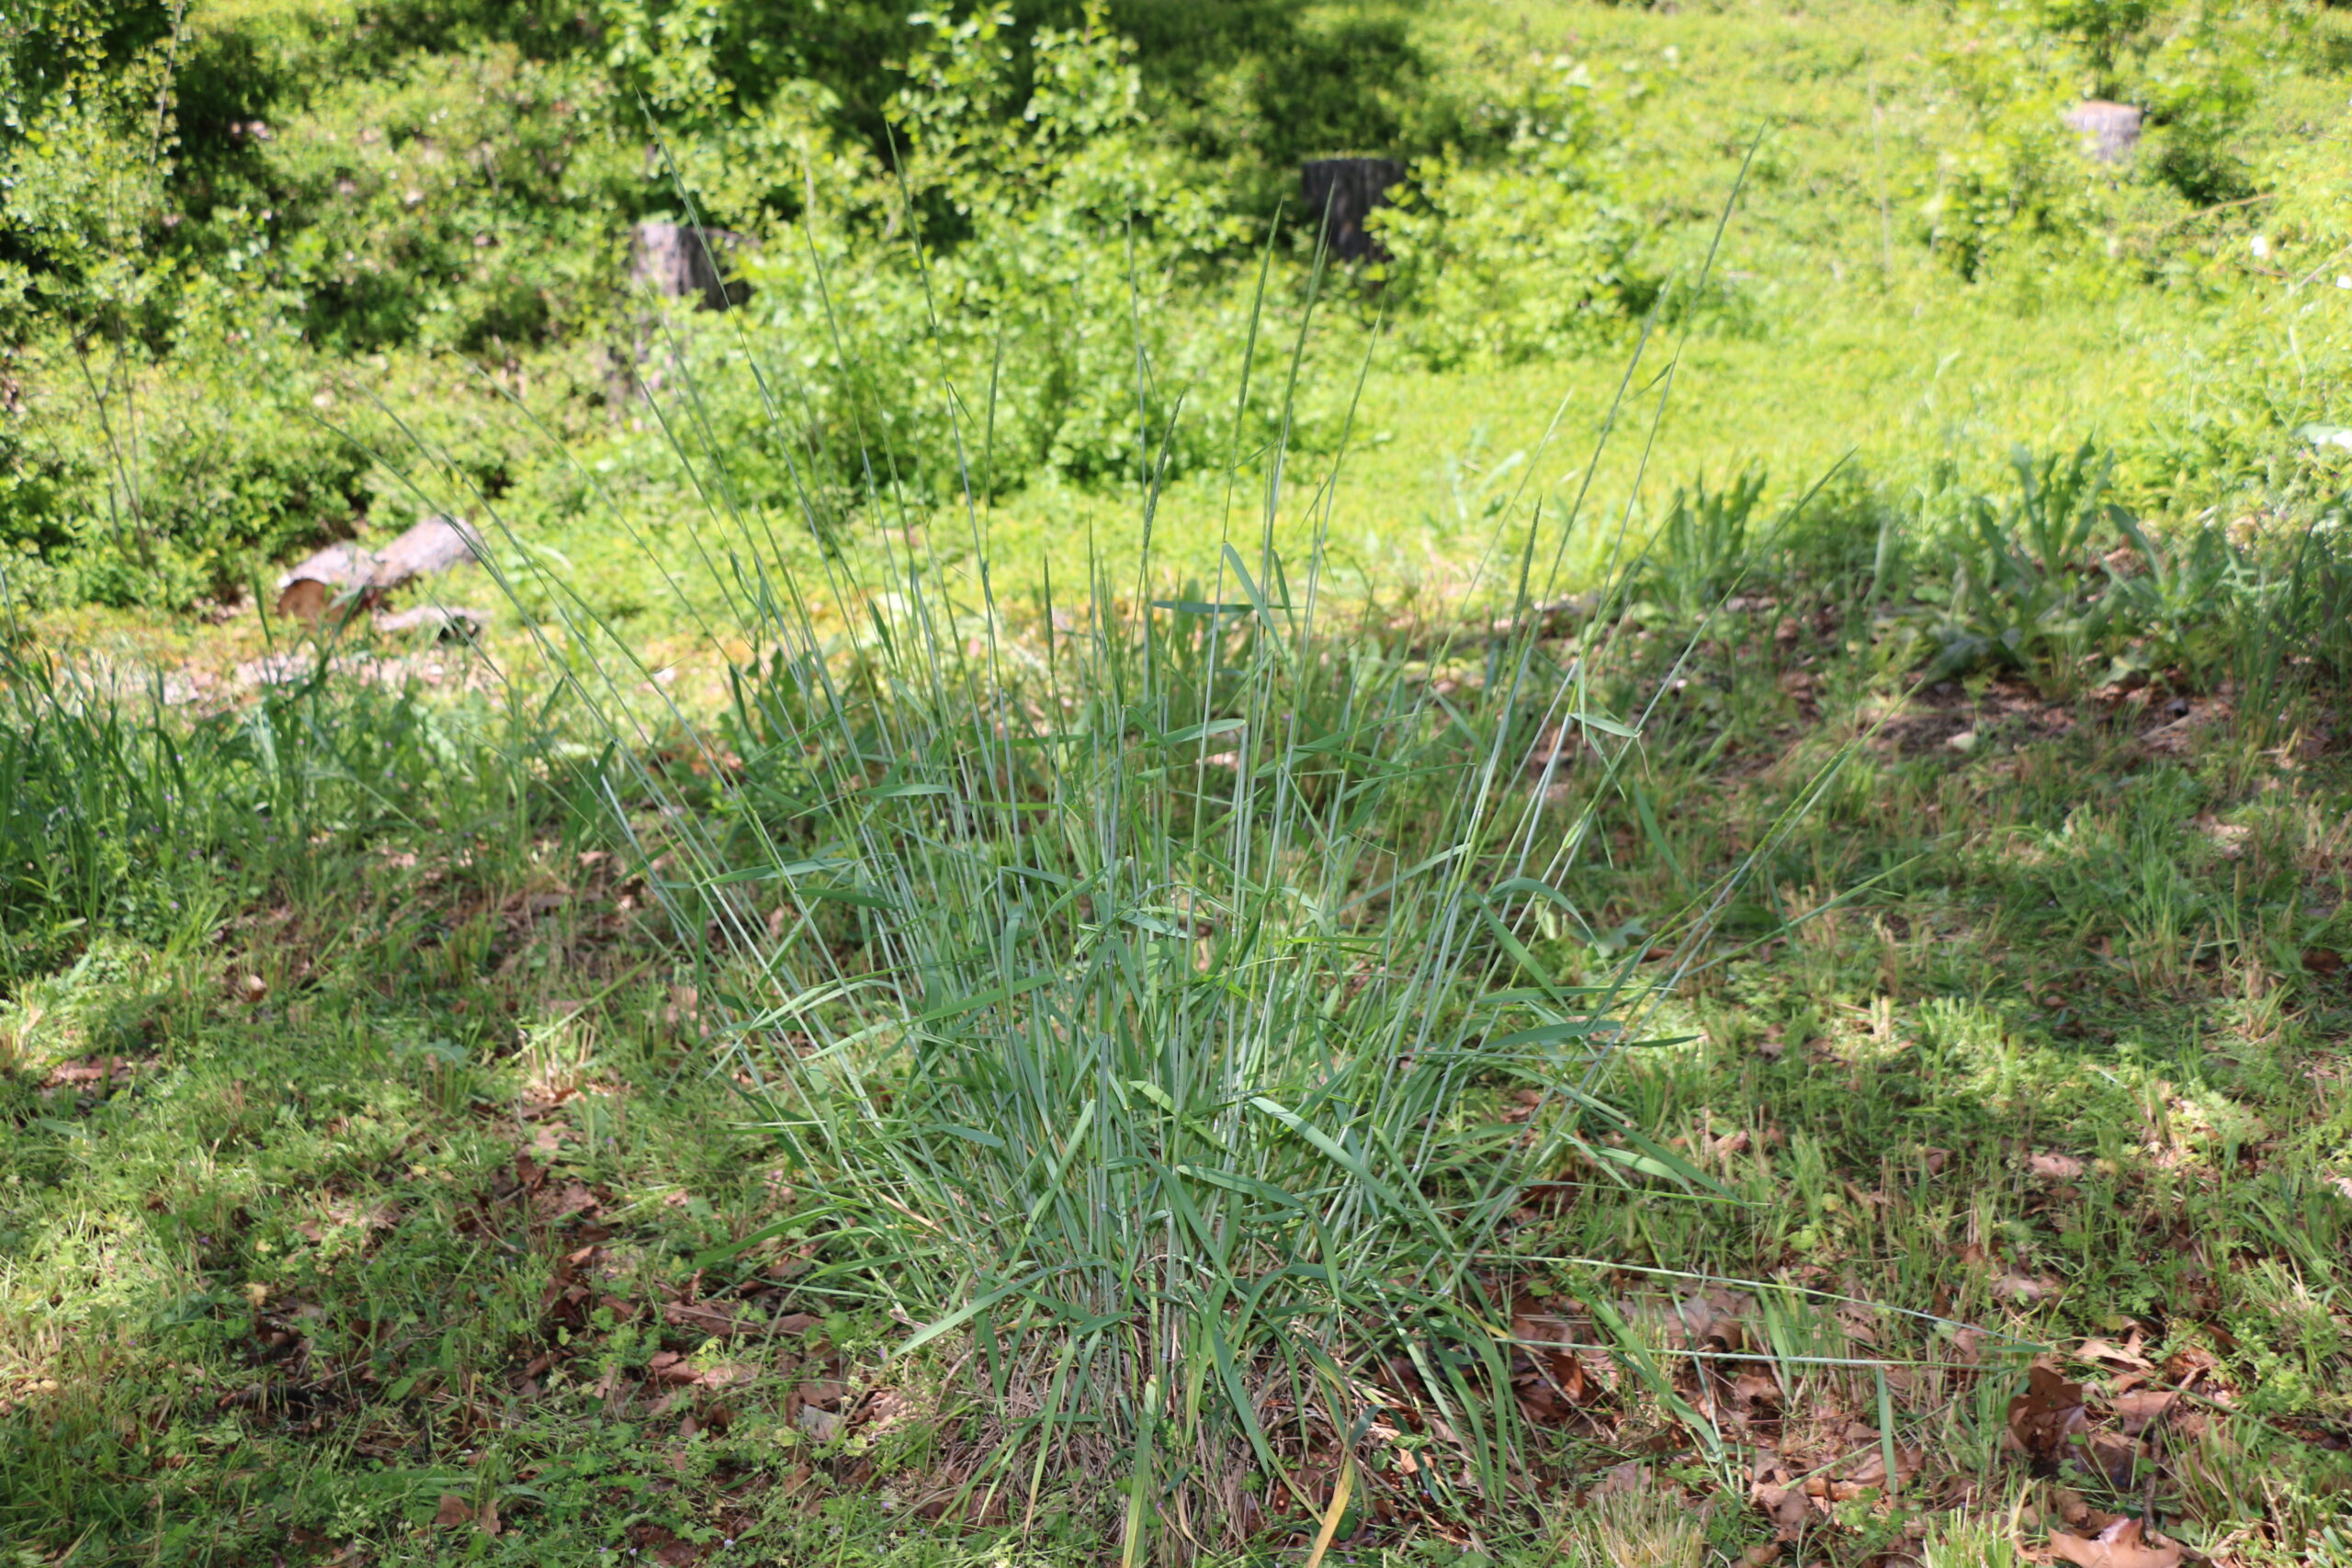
[275,515,485,621]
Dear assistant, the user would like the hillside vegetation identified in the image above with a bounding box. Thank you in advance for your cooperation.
[4,3,2352,1567]
[5,0,2349,615]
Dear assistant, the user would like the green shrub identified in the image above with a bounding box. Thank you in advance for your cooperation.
[1919,0,2278,282]
[696,5,1323,505]
[253,45,636,355]
[1372,55,1655,367]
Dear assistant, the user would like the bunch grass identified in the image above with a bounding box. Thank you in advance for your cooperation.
[360,169,1860,1555]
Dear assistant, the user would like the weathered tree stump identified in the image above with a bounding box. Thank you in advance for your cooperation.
[275,514,485,622]
[2064,101,2143,164]
[1301,158,1407,262]
[615,222,752,413]
[629,221,751,311]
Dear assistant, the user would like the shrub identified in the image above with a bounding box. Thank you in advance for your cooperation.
[1371,56,1655,367]
[697,5,1320,506]
[1919,0,2276,282]
[254,45,636,355]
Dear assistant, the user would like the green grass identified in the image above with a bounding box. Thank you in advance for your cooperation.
[6,518,2351,1563]
[7,2,2352,1562]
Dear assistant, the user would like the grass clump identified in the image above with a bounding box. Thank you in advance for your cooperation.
[500,282,1788,1551]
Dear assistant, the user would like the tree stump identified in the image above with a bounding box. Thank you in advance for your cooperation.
[2064,101,2143,164]
[629,221,751,311]
[1301,158,1407,263]
[616,222,752,412]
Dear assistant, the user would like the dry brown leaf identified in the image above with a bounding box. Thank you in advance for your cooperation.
[695,1362,755,1389]
[662,1301,749,1337]
[1590,1461,1652,1498]
[1752,1482,1811,1537]
[2007,1364,2088,1463]
[2047,1517,2184,1568]
[2077,1336,2153,1371]
[46,1056,136,1087]
[1994,1272,2064,1303]
[433,1495,472,1529]
[2083,1430,2141,1489]
[2108,1389,2178,1435]
[2030,1152,2087,1181]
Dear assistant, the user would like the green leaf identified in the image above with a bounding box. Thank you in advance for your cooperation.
[1247,1097,1392,1204]
[1567,708,1640,739]
[1155,718,1248,746]
[913,972,1052,1024]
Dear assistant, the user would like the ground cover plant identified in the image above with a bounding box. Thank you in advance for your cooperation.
[6,458,2352,1563]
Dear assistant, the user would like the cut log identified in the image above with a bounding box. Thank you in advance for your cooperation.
[2064,100,2143,164]
[275,515,485,621]
[1301,158,1408,262]
[630,220,751,311]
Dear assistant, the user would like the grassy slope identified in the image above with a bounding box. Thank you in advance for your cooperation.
[967,0,2348,599]
[5,614,2349,1565]
[7,3,2352,1564]
[28,0,2348,666]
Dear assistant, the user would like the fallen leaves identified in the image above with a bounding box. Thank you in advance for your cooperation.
[433,1494,501,1534]
[2107,1390,2177,1436]
[662,1301,754,1338]
[1751,1478,1810,1538]
[40,1055,148,1100]
[2047,1517,2184,1568]
[2007,1364,2089,1467]
[1993,1271,2065,1304]
[2028,1151,2087,1181]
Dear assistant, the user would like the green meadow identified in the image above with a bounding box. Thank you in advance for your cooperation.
[5,1,2351,1564]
